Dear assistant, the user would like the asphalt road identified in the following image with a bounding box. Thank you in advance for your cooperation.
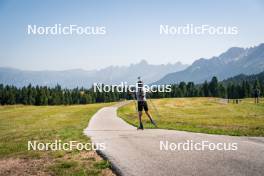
[84,102,264,176]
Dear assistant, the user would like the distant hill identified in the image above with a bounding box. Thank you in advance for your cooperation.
[221,71,264,85]
[0,60,188,88]
[155,43,264,84]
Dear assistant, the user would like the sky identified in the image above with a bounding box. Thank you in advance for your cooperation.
[0,0,264,71]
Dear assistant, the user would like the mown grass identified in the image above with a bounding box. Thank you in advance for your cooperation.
[0,103,114,175]
[118,98,264,136]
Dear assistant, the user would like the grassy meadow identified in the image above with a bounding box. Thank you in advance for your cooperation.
[0,103,114,176]
[118,98,264,136]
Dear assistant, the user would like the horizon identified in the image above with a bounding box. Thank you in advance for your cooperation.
[1,0,264,70]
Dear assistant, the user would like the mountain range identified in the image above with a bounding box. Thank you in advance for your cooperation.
[155,43,264,84]
[1,43,264,88]
[0,60,188,88]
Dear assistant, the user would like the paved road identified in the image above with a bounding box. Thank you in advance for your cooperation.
[84,102,264,176]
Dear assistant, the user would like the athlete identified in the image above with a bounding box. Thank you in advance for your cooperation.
[135,78,157,130]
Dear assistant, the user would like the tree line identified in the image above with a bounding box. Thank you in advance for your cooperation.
[0,84,125,105]
[151,76,263,99]
[0,76,263,105]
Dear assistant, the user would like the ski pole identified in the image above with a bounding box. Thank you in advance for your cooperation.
[132,94,138,113]
[147,93,161,120]
[149,99,161,120]
[130,90,138,114]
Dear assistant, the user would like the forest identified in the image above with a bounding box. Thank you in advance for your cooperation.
[0,76,263,105]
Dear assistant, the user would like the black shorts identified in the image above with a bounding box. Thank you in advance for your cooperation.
[137,101,148,111]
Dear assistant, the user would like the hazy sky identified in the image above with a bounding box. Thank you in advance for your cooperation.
[0,0,264,70]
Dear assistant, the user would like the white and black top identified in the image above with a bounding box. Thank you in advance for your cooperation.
[136,87,147,102]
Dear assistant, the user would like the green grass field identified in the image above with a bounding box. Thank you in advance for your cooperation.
[0,103,114,176]
[118,98,264,136]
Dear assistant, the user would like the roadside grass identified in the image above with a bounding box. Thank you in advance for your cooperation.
[0,103,114,176]
[118,98,264,136]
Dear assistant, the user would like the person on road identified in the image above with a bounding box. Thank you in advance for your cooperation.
[254,87,261,104]
[135,79,157,130]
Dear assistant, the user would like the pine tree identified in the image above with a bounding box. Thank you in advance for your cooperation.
[0,84,3,105]
[179,82,187,97]
[209,76,219,97]
[202,81,209,97]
